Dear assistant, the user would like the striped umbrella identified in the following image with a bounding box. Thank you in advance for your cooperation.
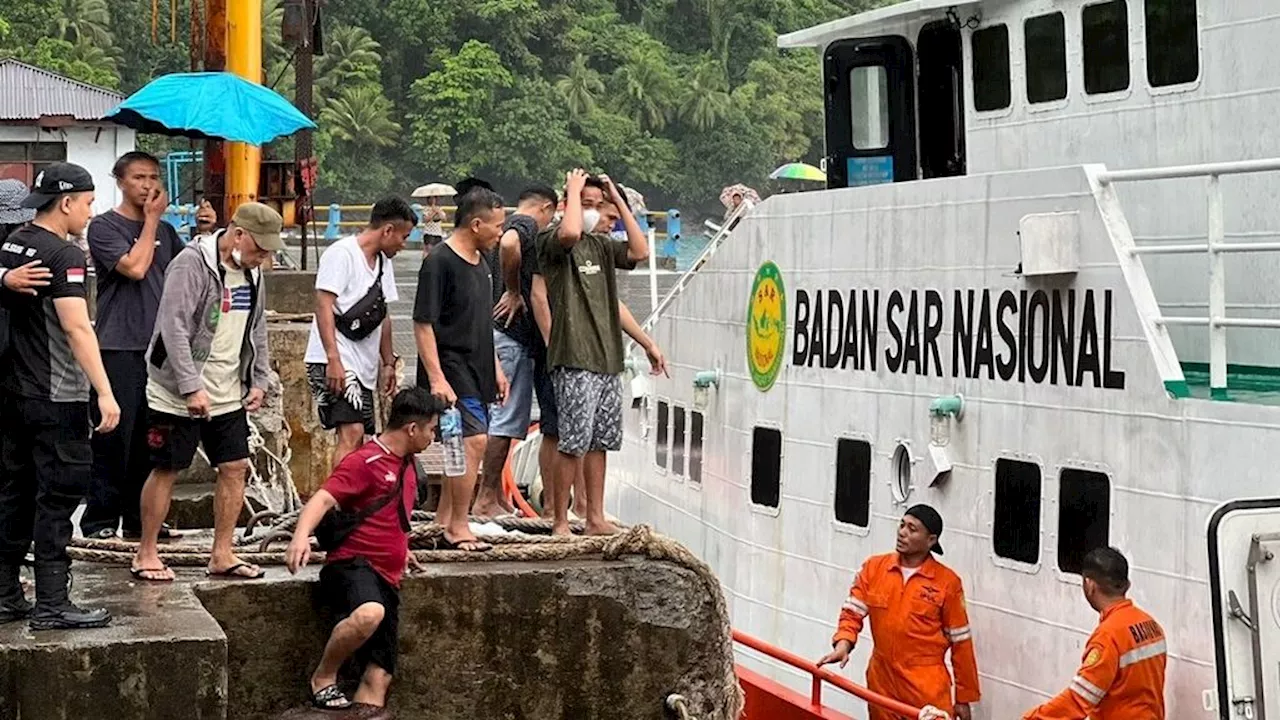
[769,162,827,182]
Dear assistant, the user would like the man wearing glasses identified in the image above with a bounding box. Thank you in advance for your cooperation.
[130,202,283,582]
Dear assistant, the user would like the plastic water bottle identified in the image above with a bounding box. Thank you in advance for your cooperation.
[440,407,466,477]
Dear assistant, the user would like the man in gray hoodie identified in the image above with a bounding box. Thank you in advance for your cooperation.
[130,202,283,582]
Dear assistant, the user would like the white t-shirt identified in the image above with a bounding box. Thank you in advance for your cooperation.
[901,566,920,583]
[304,237,399,389]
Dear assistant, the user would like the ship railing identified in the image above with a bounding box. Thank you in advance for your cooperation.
[629,199,753,356]
[732,629,928,719]
[1097,157,1280,398]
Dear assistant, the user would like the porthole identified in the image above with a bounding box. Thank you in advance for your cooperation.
[891,443,913,504]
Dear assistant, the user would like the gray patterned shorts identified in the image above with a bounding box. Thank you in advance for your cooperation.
[307,363,376,435]
[551,368,623,457]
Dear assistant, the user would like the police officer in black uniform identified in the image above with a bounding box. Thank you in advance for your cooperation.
[0,163,121,630]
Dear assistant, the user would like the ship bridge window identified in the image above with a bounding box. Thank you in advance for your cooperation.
[690,411,705,484]
[994,459,1042,565]
[1058,468,1111,574]
[850,65,890,150]
[1083,0,1131,94]
[1025,12,1068,103]
[834,438,872,528]
[971,24,1011,111]
[1145,0,1199,87]
[751,427,782,509]
[656,400,670,469]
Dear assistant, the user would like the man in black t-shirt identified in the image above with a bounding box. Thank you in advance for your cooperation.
[475,185,557,517]
[413,185,509,552]
[81,151,211,541]
[0,163,120,631]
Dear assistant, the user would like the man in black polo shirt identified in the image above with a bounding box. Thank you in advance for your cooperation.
[0,163,121,630]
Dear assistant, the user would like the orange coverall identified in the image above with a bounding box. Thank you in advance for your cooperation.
[833,553,981,720]
[1022,599,1166,720]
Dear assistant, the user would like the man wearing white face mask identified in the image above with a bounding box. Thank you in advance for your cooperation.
[131,202,284,583]
[537,170,651,537]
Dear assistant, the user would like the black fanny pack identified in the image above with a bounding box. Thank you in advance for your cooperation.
[314,454,412,552]
[334,254,387,342]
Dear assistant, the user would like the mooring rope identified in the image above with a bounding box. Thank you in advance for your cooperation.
[66,522,742,719]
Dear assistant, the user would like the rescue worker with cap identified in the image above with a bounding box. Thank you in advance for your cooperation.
[1022,546,1166,719]
[817,504,980,720]
[0,163,121,630]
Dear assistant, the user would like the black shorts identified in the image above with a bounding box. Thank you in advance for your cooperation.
[320,558,400,675]
[533,352,558,438]
[307,363,376,435]
[147,409,251,471]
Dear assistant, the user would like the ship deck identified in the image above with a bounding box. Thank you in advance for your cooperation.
[1181,363,1280,404]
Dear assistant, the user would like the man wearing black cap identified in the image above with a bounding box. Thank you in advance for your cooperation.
[0,162,121,630]
[817,504,981,720]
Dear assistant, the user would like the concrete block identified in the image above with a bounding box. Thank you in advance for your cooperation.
[265,271,319,315]
[167,482,253,529]
[268,321,334,497]
[198,558,734,720]
[0,566,228,720]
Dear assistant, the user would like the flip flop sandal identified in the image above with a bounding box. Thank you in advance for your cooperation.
[130,566,175,583]
[435,535,493,553]
[205,562,266,579]
[310,684,353,710]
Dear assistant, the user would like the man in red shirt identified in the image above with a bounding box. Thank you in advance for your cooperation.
[285,387,445,711]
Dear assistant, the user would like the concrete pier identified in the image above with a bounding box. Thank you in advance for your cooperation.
[0,555,735,720]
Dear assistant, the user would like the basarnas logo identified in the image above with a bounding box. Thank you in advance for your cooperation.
[746,261,786,391]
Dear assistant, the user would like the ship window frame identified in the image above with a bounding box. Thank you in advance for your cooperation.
[1024,11,1069,105]
[970,23,1012,113]
[1057,466,1112,577]
[1082,0,1132,97]
[890,441,913,505]
[833,436,873,530]
[991,457,1043,570]
[689,410,705,485]
[672,405,688,478]
[655,398,671,473]
[750,425,783,513]
[849,64,891,151]
[1144,0,1200,90]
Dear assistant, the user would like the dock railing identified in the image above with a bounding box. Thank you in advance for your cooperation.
[1096,157,1280,399]
[732,629,927,719]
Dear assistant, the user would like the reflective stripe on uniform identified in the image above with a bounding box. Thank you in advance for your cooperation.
[1069,675,1106,705]
[843,598,869,616]
[945,625,972,643]
[1118,639,1167,668]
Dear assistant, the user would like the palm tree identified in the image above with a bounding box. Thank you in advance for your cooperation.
[613,54,674,131]
[54,0,112,48]
[319,85,401,148]
[317,25,383,92]
[678,59,731,132]
[263,0,285,67]
[67,36,118,76]
[555,54,604,116]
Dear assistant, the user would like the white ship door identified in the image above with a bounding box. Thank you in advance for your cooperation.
[1210,499,1280,719]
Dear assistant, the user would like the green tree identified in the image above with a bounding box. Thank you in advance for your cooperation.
[317,24,382,91]
[319,85,401,148]
[611,48,676,132]
[408,40,513,179]
[555,54,604,116]
[677,57,731,132]
[14,37,120,88]
[54,0,113,47]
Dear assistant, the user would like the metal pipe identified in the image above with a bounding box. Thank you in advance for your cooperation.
[648,227,658,316]
[1097,157,1280,184]
[1214,318,1280,329]
[1154,316,1210,326]
[1208,175,1227,398]
[225,0,263,215]
[1129,243,1209,255]
[1246,535,1271,720]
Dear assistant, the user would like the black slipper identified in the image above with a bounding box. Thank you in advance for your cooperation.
[435,535,492,553]
[205,562,265,579]
[310,683,353,710]
[130,566,174,583]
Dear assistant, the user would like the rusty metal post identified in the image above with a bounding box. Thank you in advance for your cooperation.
[203,0,227,223]
[292,0,316,269]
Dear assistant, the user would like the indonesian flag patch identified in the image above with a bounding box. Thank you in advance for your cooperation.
[66,267,85,284]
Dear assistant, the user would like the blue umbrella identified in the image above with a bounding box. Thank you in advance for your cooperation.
[104,72,316,146]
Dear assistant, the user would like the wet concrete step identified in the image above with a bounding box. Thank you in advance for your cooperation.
[168,482,255,530]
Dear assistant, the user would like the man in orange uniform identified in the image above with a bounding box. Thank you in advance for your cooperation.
[817,505,980,720]
[1023,546,1166,719]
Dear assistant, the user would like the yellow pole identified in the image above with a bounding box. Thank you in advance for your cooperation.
[224,0,262,216]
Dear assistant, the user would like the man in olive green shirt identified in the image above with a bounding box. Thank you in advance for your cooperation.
[538,171,648,536]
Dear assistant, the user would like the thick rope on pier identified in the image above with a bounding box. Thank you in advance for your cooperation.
[66,521,743,719]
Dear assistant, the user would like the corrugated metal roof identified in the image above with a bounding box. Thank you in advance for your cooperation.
[0,59,124,122]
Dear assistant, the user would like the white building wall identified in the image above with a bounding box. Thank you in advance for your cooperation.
[0,123,136,215]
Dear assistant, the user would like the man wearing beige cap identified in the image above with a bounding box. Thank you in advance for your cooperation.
[131,202,284,582]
